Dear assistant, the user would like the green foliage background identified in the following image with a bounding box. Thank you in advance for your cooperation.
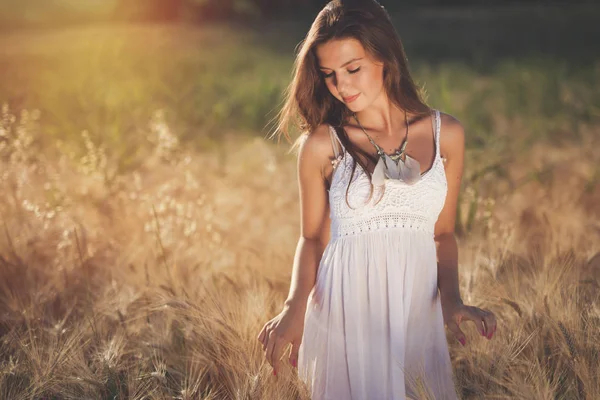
[0,4,598,205]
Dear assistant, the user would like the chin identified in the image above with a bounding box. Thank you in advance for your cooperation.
[346,102,366,112]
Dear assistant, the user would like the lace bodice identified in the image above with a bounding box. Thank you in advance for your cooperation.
[327,110,447,239]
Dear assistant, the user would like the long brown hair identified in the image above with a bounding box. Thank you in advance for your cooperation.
[270,0,431,204]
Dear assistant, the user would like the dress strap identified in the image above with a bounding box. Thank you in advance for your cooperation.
[329,125,343,159]
[433,109,441,158]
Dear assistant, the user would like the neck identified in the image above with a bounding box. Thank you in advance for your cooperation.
[351,93,408,137]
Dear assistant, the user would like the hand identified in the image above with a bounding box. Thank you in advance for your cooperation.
[257,304,305,375]
[442,299,497,345]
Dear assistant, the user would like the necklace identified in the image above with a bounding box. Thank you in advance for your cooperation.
[352,111,410,165]
[352,110,422,186]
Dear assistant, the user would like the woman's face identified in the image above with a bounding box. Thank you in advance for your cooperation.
[315,37,386,112]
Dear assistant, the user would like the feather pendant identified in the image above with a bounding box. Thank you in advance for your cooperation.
[371,156,386,187]
[383,154,400,180]
[399,154,421,185]
[374,154,421,185]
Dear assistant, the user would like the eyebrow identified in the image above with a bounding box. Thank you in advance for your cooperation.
[318,57,363,70]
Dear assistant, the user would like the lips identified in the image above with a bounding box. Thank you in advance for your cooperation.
[342,93,360,103]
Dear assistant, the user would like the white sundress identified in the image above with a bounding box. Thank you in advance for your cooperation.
[297,110,459,400]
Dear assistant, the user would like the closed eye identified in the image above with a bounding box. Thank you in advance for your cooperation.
[323,67,361,79]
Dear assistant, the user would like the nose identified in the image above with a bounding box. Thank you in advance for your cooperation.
[333,74,351,95]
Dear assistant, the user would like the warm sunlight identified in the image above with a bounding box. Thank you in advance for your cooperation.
[0,1,598,399]
[59,0,119,14]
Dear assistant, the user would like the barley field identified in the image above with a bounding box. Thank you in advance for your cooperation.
[0,5,599,399]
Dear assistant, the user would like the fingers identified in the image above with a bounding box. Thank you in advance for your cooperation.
[272,340,286,373]
[265,330,286,375]
[448,305,498,345]
[463,307,497,340]
[446,320,466,346]
[265,331,277,369]
[257,323,271,350]
[468,309,486,338]
[481,309,497,339]
[259,321,300,376]
[289,339,301,369]
[257,325,266,345]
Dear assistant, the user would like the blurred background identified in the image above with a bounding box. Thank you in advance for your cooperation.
[1,0,599,151]
[0,1,599,399]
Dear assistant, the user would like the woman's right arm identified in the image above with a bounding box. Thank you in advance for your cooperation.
[257,124,332,375]
[285,124,333,314]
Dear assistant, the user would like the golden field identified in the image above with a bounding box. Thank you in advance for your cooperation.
[0,7,599,399]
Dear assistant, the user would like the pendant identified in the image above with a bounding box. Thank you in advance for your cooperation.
[387,140,408,165]
[371,153,421,186]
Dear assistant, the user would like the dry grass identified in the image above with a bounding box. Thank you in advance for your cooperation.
[0,101,599,400]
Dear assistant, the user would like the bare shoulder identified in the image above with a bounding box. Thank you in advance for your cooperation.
[438,111,465,159]
[297,124,335,172]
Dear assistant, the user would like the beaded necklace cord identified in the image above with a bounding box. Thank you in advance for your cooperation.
[352,110,409,167]
[351,110,422,186]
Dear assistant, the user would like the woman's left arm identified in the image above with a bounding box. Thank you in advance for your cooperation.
[434,113,497,345]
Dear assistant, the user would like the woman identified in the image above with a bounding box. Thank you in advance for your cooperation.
[257,0,497,398]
